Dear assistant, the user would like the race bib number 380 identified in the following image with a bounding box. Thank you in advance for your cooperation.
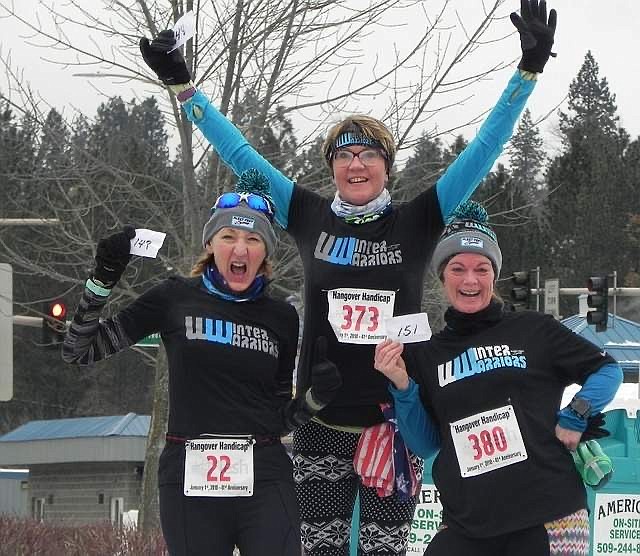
[184,436,254,497]
[450,405,527,478]
[327,288,395,344]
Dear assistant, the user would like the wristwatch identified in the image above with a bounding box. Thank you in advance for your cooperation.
[569,397,592,420]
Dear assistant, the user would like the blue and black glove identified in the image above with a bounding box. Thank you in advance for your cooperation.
[581,412,610,441]
[92,226,136,288]
[510,0,557,73]
[139,29,192,85]
[309,337,342,407]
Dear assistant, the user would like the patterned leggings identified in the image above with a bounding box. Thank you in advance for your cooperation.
[293,420,422,556]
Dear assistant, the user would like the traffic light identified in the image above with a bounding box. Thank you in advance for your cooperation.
[510,271,531,310]
[42,300,67,348]
[586,276,609,332]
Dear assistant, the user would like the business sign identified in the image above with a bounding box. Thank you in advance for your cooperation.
[407,484,443,553]
[544,278,560,319]
[135,332,161,347]
[592,493,640,555]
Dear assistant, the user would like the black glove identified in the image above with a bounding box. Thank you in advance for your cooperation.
[309,337,342,406]
[92,226,136,288]
[510,0,557,73]
[581,412,610,441]
[139,30,192,85]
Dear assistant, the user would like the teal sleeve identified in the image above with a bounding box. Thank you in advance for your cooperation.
[182,90,294,229]
[390,378,440,458]
[436,70,536,221]
[557,362,624,432]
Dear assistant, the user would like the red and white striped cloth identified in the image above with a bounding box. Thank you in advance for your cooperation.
[353,420,419,499]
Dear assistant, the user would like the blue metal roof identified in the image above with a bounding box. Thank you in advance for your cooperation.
[0,413,150,442]
[562,313,640,374]
[0,469,28,479]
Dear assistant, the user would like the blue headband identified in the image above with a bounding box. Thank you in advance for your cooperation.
[334,132,383,150]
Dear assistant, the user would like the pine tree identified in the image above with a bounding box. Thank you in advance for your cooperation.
[623,138,640,286]
[545,51,631,296]
[393,131,445,203]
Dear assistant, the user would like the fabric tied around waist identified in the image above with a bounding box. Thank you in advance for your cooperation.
[353,403,419,501]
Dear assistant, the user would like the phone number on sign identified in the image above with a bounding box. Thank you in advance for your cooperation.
[596,542,640,554]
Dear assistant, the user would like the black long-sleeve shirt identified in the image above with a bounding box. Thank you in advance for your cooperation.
[63,276,315,438]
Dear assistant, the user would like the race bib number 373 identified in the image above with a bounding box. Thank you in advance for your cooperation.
[327,288,396,344]
[450,405,527,478]
[183,436,254,497]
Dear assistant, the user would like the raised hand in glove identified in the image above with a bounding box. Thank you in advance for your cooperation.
[139,30,192,85]
[92,226,136,288]
[510,0,557,73]
[581,412,610,441]
[309,337,342,407]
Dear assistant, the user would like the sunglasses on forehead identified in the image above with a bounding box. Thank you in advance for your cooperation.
[211,192,275,220]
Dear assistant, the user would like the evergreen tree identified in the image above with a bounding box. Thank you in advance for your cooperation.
[442,134,468,167]
[468,109,548,308]
[0,97,180,431]
[0,102,37,218]
[623,138,640,287]
[293,135,333,196]
[546,51,631,300]
[393,131,445,203]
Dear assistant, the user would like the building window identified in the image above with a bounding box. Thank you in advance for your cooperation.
[98,493,104,504]
[110,497,124,527]
[32,497,45,521]
[47,494,54,505]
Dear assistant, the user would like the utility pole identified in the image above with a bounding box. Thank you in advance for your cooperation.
[0,264,13,401]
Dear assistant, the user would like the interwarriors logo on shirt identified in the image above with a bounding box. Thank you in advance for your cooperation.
[313,231,402,267]
[184,316,279,358]
[438,345,527,387]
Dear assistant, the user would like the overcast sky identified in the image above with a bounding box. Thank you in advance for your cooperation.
[0,0,637,164]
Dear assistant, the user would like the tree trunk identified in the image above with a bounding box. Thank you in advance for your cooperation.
[138,345,169,532]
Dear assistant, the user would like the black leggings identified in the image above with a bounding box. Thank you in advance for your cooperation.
[425,525,551,556]
[424,509,590,556]
[158,442,301,556]
[160,480,301,555]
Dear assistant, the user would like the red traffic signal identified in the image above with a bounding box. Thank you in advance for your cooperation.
[49,301,67,320]
[42,300,68,348]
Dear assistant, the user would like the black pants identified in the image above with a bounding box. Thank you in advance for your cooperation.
[424,509,590,556]
[425,526,551,556]
[159,442,301,556]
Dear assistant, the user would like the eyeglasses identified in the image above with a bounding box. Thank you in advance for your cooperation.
[333,148,386,168]
[211,192,274,220]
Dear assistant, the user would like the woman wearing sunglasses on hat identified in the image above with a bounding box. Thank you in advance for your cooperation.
[374,202,622,556]
[62,169,341,556]
[139,2,558,553]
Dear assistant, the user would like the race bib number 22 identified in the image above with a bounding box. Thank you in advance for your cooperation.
[183,436,254,497]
